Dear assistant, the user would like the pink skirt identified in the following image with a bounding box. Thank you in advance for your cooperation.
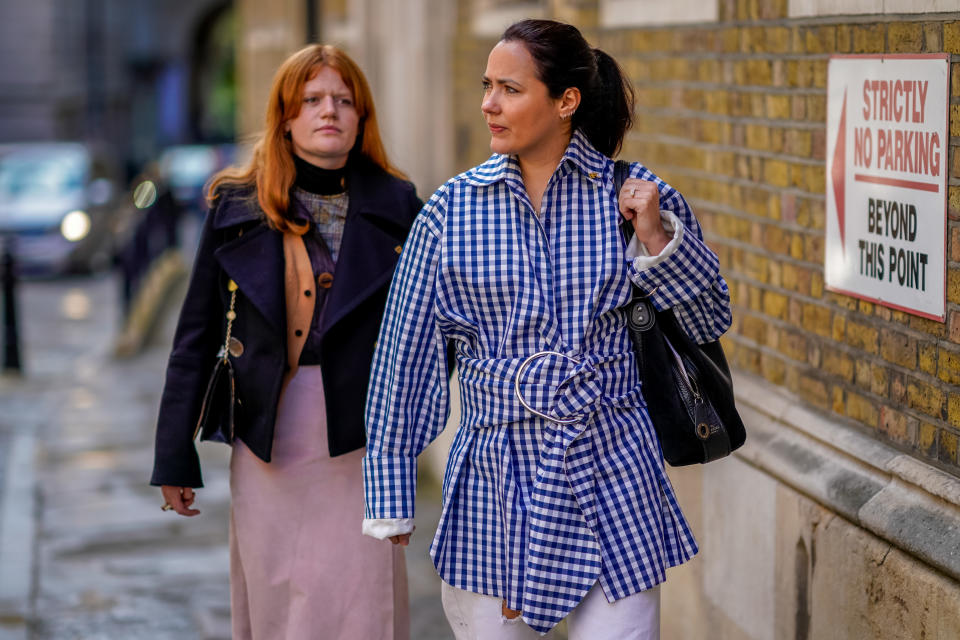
[229,365,409,640]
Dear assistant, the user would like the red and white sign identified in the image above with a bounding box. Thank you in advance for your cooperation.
[825,55,950,321]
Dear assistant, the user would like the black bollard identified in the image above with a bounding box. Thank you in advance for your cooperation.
[2,235,22,373]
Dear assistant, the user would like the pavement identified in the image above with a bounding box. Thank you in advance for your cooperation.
[0,267,451,639]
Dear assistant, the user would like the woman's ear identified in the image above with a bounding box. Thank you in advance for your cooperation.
[559,87,581,120]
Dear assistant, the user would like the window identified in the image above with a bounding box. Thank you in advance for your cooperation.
[599,0,718,27]
[471,0,545,38]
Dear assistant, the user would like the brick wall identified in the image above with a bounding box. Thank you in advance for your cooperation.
[450,0,960,475]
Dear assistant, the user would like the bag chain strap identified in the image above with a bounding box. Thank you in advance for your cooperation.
[218,280,238,362]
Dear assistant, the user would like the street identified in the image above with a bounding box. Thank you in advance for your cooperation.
[0,271,449,639]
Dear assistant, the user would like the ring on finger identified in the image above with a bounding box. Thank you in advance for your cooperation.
[161,503,174,511]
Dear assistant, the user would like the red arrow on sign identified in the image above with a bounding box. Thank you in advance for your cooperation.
[830,90,847,257]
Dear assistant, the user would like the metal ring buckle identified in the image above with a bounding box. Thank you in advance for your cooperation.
[514,351,582,425]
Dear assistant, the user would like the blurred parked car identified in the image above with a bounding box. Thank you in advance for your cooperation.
[0,142,122,275]
[157,144,237,218]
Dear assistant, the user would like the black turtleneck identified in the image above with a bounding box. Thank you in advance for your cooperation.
[293,154,347,195]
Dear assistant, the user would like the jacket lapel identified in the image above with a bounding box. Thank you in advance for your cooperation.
[320,167,410,336]
[212,200,285,331]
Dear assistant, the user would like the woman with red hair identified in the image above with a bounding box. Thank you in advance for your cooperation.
[151,44,421,639]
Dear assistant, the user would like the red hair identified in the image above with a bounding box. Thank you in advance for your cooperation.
[208,44,405,234]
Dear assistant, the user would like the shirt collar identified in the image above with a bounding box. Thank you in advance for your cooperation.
[461,130,609,188]
[562,129,609,182]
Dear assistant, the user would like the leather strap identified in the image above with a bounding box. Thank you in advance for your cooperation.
[613,160,633,245]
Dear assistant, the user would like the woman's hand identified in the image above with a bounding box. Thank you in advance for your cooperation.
[160,485,201,516]
[618,178,670,255]
[388,525,414,546]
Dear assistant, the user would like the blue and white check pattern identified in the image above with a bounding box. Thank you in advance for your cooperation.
[363,131,731,634]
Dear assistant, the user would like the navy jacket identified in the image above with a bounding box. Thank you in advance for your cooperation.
[151,159,422,487]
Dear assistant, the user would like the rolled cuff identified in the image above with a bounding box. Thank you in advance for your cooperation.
[625,210,684,269]
[362,517,415,539]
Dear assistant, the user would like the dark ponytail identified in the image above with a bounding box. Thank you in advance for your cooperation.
[501,19,635,157]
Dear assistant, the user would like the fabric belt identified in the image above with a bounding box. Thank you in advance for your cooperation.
[457,350,644,431]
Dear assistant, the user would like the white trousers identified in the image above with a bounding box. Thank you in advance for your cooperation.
[441,581,660,640]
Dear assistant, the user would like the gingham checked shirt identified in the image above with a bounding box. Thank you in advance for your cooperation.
[363,131,731,634]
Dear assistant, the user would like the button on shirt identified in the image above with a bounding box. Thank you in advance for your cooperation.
[362,131,732,634]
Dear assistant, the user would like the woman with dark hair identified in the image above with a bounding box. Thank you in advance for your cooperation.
[362,19,731,639]
[151,44,420,639]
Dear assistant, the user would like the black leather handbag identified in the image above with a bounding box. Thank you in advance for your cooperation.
[192,278,240,445]
[615,160,745,465]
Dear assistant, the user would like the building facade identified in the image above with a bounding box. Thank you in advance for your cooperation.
[236,1,960,637]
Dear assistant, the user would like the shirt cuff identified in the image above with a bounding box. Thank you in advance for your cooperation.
[362,518,415,539]
[625,210,684,269]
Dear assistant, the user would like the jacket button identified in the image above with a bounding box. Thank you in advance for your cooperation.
[295,329,303,337]
[304,289,312,297]
[317,272,334,289]
[394,245,402,254]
